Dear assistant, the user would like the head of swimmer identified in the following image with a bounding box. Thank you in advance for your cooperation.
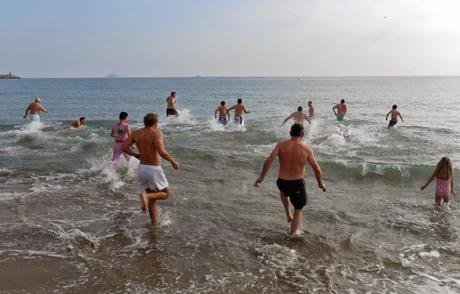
[171,91,176,97]
[308,101,312,106]
[79,117,86,125]
[290,123,304,138]
[340,99,345,104]
[392,104,397,110]
[144,112,159,128]
[34,97,41,103]
[237,98,243,104]
[297,106,303,112]
[220,101,225,106]
[119,111,128,122]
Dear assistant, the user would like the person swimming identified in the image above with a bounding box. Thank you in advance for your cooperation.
[307,101,314,119]
[23,97,48,122]
[228,98,250,125]
[166,91,179,118]
[282,106,311,126]
[71,117,86,128]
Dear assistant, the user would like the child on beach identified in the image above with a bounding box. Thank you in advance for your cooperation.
[111,112,132,167]
[385,104,404,128]
[421,157,456,207]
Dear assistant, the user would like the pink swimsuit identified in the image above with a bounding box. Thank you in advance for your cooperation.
[435,177,451,201]
[111,122,131,164]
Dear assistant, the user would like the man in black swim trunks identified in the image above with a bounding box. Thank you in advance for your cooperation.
[255,123,326,235]
[166,91,179,117]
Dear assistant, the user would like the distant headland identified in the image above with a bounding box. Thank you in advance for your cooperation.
[0,72,21,79]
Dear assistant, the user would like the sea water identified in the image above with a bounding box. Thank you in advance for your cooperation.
[0,77,459,292]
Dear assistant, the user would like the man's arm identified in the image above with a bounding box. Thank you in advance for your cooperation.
[23,104,31,118]
[305,114,311,124]
[122,135,140,159]
[255,144,279,186]
[40,105,48,113]
[385,111,391,120]
[243,106,250,114]
[227,105,235,112]
[332,105,337,116]
[155,133,179,169]
[214,107,219,118]
[126,125,132,137]
[307,148,326,191]
[398,113,404,123]
[226,107,230,119]
[281,113,294,125]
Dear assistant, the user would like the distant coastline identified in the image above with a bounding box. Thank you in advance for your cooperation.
[0,72,21,79]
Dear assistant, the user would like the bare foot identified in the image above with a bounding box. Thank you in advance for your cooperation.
[139,192,148,213]
[287,215,293,223]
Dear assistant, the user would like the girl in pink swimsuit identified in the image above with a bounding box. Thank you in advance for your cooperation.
[421,157,456,207]
[111,112,132,167]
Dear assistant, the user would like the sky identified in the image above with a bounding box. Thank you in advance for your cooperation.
[1,0,460,77]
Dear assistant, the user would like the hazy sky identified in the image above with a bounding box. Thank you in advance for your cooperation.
[1,0,460,77]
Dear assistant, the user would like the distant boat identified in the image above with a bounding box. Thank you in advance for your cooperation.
[0,72,21,79]
[106,74,119,78]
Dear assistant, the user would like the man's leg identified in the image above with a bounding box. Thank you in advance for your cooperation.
[148,200,158,225]
[140,188,171,212]
[289,209,303,235]
[279,192,293,223]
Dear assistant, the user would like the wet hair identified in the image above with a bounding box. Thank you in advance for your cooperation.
[433,157,454,181]
[290,123,304,137]
[144,112,158,127]
[341,99,345,103]
[392,104,397,109]
[35,97,41,102]
[79,117,86,121]
[119,112,128,120]
[237,98,242,104]
[221,101,225,106]
[308,101,312,105]
[171,91,176,96]
[297,106,303,112]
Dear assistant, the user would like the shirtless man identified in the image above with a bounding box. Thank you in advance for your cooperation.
[214,101,230,125]
[255,123,326,235]
[23,97,48,122]
[332,99,347,122]
[228,98,250,125]
[166,91,179,117]
[282,106,311,126]
[385,104,404,128]
[71,117,86,128]
[122,113,179,225]
[307,101,314,118]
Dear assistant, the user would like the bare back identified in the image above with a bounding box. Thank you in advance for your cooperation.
[234,104,245,116]
[166,96,176,109]
[278,139,310,180]
[28,102,45,114]
[132,127,163,165]
[293,112,308,124]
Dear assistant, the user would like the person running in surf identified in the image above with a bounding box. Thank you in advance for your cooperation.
[23,97,48,122]
[111,112,132,166]
[385,104,404,128]
[122,113,179,225]
[421,157,456,208]
[255,123,326,235]
[71,117,86,128]
[282,106,311,126]
[228,98,250,125]
[307,101,314,119]
[214,101,230,125]
[166,91,179,117]
[332,99,347,122]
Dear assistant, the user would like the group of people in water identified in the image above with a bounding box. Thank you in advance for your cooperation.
[22,92,455,235]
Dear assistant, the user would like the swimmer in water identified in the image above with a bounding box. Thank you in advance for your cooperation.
[214,101,230,125]
[255,123,326,235]
[166,91,179,118]
[71,117,86,128]
[111,112,132,166]
[421,157,456,208]
[282,106,311,126]
[228,98,250,125]
[307,101,314,119]
[332,99,347,122]
[385,104,404,128]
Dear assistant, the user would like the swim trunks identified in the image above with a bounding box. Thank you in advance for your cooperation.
[30,114,40,122]
[138,164,169,191]
[276,179,308,210]
[388,119,397,127]
[234,116,243,125]
[166,108,178,117]
[336,115,345,122]
[218,116,228,125]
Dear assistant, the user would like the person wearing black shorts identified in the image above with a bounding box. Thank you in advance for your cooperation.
[255,124,326,235]
[166,91,179,118]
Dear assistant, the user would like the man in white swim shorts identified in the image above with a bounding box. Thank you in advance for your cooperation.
[23,97,48,122]
[123,112,180,225]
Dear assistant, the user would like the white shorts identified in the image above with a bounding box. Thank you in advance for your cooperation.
[30,114,40,122]
[138,164,169,191]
